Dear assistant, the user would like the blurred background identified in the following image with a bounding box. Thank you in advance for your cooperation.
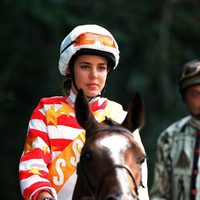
[1,0,200,199]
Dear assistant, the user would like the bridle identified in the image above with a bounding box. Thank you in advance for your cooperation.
[77,127,141,200]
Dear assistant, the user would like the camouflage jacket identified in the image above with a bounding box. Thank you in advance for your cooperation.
[150,116,200,200]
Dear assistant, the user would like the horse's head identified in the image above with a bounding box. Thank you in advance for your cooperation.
[73,89,146,200]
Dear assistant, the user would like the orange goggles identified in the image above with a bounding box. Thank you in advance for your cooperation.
[73,32,116,48]
[181,64,200,80]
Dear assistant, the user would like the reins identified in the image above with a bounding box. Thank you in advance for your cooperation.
[96,164,139,200]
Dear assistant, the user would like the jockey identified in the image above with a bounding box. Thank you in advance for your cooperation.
[150,59,200,200]
[19,24,149,200]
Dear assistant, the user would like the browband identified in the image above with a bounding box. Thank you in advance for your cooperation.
[89,127,133,137]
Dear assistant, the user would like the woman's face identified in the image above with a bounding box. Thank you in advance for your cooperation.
[185,84,200,119]
[71,54,109,98]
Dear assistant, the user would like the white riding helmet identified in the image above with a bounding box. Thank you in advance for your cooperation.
[58,24,120,76]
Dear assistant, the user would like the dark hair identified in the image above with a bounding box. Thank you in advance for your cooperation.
[62,74,71,95]
[70,48,115,70]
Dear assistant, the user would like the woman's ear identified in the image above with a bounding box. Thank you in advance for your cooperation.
[66,67,70,75]
[107,64,111,73]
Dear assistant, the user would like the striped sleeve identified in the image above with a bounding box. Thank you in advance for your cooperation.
[19,98,57,200]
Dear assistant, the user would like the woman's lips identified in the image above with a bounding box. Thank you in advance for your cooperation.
[87,83,99,89]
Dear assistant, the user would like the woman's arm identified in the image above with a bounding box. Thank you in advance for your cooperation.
[19,99,57,200]
[133,129,150,200]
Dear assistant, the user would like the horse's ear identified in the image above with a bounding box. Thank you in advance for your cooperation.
[75,89,98,135]
[122,92,144,132]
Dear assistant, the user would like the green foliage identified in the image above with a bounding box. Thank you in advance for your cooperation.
[1,0,200,198]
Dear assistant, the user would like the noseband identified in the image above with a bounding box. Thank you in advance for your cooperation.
[77,127,140,200]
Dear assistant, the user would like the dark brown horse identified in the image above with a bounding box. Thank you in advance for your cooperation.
[72,89,146,200]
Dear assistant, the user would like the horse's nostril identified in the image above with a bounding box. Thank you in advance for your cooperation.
[105,193,138,200]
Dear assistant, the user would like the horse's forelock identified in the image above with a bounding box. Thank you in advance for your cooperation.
[104,117,119,127]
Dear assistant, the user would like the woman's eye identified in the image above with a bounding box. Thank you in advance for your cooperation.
[98,65,107,71]
[80,65,90,69]
[139,156,147,164]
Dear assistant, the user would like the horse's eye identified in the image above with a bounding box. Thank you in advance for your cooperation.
[139,156,146,164]
[82,149,92,161]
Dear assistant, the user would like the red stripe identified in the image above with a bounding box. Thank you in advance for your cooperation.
[195,149,200,154]
[50,138,72,151]
[19,169,48,181]
[192,169,198,174]
[191,188,197,195]
[57,115,81,128]
[20,148,51,163]
[37,97,68,106]
[23,181,52,199]
[27,129,49,144]
[31,109,46,121]
[90,99,107,112]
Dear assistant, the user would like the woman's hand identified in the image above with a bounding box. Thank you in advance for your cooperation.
[36,190,55,200]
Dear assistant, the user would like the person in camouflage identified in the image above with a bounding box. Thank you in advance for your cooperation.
[150,59,200,200]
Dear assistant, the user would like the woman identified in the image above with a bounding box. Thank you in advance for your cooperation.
[19,24,149,200]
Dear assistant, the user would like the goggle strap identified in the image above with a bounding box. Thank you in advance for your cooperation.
[60,41,75,54]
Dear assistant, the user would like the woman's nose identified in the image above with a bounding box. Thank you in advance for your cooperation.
[89,69,98,79]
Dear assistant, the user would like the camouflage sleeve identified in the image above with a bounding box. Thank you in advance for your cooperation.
[150,130,172,200]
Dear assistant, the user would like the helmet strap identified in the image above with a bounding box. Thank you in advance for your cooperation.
[69,65,80,93]
[100,70,112,97]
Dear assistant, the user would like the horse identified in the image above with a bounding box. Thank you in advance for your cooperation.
[72,89,146,200]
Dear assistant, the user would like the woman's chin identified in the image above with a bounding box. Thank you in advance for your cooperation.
[85,91,100,98]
